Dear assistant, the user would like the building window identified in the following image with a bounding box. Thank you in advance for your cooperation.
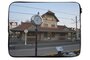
[51,24,55,27]
[44,24,48,27]
[44,32,55,37]
[59,33,65,36]
[43,18,47,20]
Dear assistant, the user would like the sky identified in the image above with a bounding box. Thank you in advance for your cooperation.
[9,2,80,28]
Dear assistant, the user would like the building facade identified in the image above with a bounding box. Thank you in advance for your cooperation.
[9,21,18,29]
[10,11,74,43]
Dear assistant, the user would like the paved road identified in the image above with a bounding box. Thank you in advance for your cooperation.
[9,42,80,56]
[9,40,80,50]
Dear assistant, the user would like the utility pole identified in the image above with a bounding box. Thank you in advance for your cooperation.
[75,16,78,40]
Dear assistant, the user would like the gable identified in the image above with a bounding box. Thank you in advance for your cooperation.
[42,11,59,22]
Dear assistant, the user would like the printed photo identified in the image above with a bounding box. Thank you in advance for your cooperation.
[8,2,81,57]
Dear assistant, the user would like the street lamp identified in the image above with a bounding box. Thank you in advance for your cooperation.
[24,29,28,45]
[31,12,42,56]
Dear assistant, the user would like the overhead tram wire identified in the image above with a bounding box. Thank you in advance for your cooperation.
[10,11,67,26]
[12,5,76,16]
[10,11,35,15]
[12,5,77,23]
[57,16,73,20]
[10,11,75,25]
[13,5,47,11]
[10,11,74,21]
[57,16,76,23]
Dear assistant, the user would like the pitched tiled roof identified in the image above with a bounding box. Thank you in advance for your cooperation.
[10,22,33,31]
[57,25,67,29]
[37,25,69,32]
[40,25,66,30]
[10,22,73,32]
